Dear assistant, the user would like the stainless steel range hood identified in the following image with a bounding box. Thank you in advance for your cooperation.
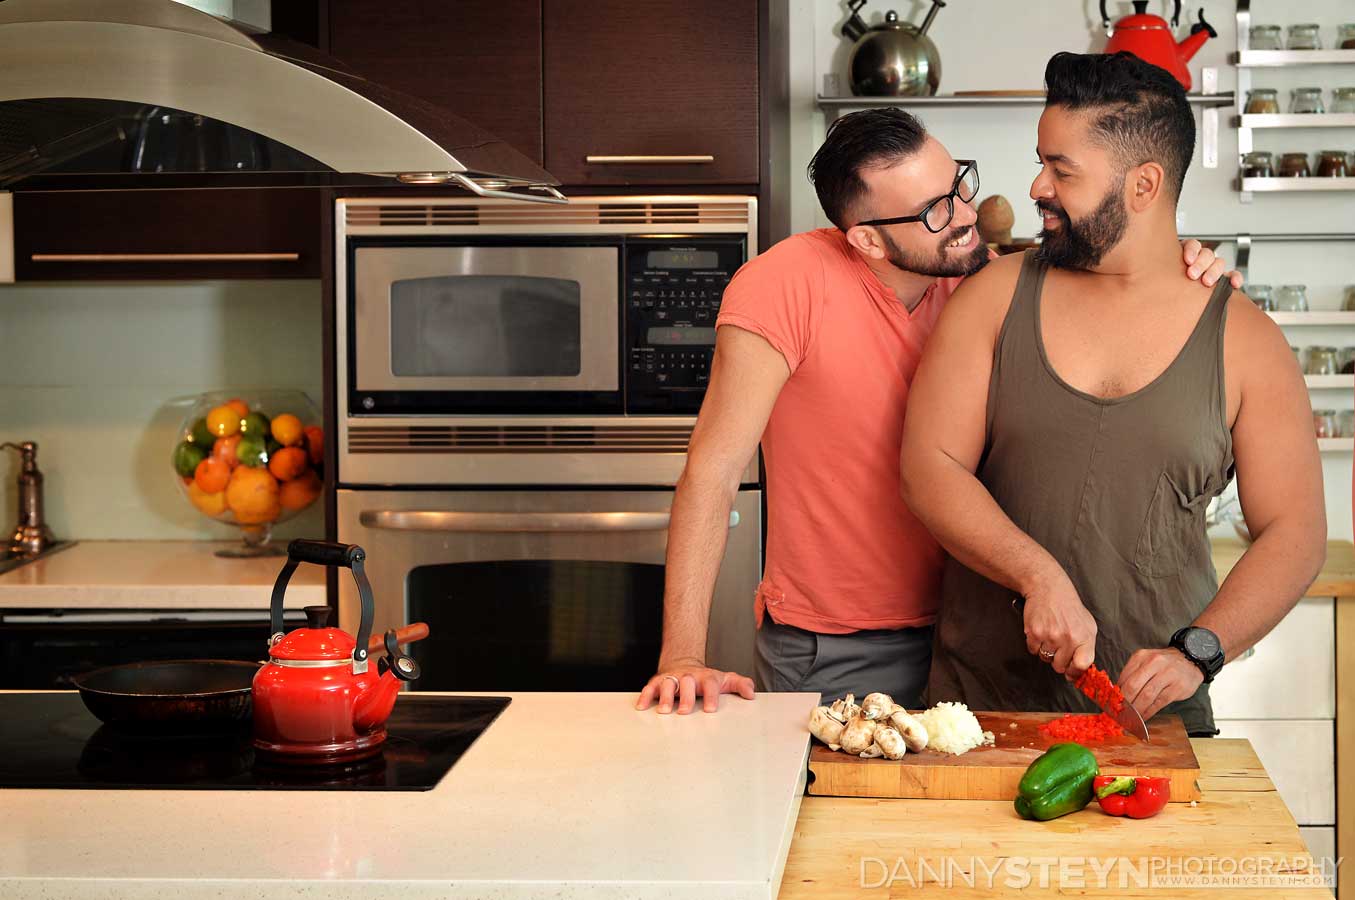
[0,0,564,201]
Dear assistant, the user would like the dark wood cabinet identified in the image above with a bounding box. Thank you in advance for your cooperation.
[542,0,759,186]
[328,0,544,168]
[13,189,322,280]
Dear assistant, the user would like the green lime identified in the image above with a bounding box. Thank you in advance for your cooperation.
[241,411,271,438]
[235,435,269,468]
[189,417,214,447]
[172,441,207,478]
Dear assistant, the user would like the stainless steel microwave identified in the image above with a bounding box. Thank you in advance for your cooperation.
[335,196,759,486]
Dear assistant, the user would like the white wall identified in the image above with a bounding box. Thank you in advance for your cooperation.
[0,280,324,542]
[785,0,1354,540]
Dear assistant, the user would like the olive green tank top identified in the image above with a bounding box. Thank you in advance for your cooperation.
[925,251,1234,735]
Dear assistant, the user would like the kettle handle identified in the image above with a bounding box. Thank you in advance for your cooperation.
[269,539,375,675]
[1099,0,1110,33]
[1171,0,1181,28]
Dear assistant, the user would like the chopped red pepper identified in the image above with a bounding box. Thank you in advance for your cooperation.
[1093,775,1171,818]
[1075,665,1125,715]
[1038,713,1124,742]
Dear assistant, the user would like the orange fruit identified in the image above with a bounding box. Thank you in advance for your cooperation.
[303,425,324,466]
[225,467,281,525]
[211,435,242,469]
[279,471,321,511]
[267,446,308,482]
[225,398,250,419]
[206,404,242,437]
[193,457,230,494]
[187,482,228,517]
[270,413,304,447]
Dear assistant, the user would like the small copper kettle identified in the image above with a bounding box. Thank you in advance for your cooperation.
[252,540,422,764]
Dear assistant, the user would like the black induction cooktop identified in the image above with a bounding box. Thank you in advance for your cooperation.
[0,692,511,791]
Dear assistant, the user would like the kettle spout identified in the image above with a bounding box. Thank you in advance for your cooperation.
[1178,9,1216,64]
[353,670,402,734]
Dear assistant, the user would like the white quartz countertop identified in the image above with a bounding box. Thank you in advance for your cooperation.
[0,690,819,900]
[0,541,322,609]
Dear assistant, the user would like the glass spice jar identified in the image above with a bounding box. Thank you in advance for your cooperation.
[1340,410,1355,439]
[1288,24,1322,50]
[1241,151,1275,177]
[1318,151,1350,178]
[1245,283,1274,310]
[1340,24,1355,49]
[1344,286,1355,311]
[1306,346,1340,375]
[1314,409,1339,439]
[1279,153,1311,177]
[1334,88,1355,114]
[1340,347,1355,375]
[1245,88,1281,114]
[1274,284,1310,312]
[1251,24,1284,50]
[1291,88,1325,114]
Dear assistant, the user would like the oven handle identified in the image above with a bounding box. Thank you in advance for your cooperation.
[357,509,740,533]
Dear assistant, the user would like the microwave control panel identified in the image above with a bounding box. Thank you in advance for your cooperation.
[624,238,746,413]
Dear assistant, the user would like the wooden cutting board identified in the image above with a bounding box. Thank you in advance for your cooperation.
[806,711,1201,802]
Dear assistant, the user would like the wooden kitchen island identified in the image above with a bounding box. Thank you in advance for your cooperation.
[780,738,1335,898]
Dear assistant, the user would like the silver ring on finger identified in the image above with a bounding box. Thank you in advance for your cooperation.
[662,674,681,691]
[1039,646,1056,661]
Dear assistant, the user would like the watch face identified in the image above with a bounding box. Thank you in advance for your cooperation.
[1183,628,1221,660]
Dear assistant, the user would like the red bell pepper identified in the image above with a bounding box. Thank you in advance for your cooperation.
[1093,775,1171,818]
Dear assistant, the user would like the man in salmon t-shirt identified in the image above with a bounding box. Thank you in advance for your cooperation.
[634,108,1237,715]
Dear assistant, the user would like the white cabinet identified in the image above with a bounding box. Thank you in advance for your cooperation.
[1214,720,1335,826]
[1209,598,1335,720]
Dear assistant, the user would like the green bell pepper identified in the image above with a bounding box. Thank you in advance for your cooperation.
[1014,742,1099,821]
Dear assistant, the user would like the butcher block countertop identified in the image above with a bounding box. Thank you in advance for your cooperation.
[1212,538,1355,599]
[782,738,1334,898]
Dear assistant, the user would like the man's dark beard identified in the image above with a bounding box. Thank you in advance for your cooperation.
[879,225,989,278]
[1034,178,1128,270]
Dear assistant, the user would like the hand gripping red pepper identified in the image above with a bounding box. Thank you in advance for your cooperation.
[1092,775,1171,818]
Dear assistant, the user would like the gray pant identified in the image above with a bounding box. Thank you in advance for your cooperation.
[754,617,934,708]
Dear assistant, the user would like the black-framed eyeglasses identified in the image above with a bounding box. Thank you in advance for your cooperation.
[855,160,979,234]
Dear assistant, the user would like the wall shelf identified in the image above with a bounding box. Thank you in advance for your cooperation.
[815,93,1234,111]
[1235,49,1355,67]
[1239,177,1355,192]
[1270,312,1355,326]
[1307,376,1355,389]
[1238,113,1355,129]
[1318,438,1354,452]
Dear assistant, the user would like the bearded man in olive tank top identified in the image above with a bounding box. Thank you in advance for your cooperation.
[899,52,1326,736]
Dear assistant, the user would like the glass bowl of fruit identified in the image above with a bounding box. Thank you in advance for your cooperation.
[170,390,323,557]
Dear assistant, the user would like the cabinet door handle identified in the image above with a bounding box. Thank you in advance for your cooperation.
[30,252,300,263]
[584,155,715,165]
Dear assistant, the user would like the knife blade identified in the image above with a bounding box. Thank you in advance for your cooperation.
[1011,594,1150,742]
[1087,684,1150,743]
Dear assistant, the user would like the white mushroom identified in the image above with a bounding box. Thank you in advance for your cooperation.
[839,714,878,755]
[872,725,908,760]
[829,693,860,723]
[807,705,846,751]
[858,742,885,759]
[886,705,929,753]
[859,692,896,720]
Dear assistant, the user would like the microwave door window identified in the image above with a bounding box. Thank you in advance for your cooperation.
[389,275,583,377]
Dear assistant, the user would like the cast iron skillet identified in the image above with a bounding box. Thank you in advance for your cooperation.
[71,660,258,731]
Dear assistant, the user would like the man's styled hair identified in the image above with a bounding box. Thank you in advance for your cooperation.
[1043,51,1195,200]
[808,108,928,230]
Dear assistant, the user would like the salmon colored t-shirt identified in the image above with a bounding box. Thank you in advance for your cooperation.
[716,227,984,635]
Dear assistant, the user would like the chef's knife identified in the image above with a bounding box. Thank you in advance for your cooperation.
[1011,594,1150,742]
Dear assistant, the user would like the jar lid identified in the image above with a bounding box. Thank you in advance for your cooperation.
[1280,153,1309,159]
[1281,283,1308,289]
[1290,23,1320,29]
[269,626,357,660]
[1319,150,1349,156]
[1312,346,1338,352]
[1293,87,1322,93]
[1251,24,1280,32]
[1314,408,1338,415]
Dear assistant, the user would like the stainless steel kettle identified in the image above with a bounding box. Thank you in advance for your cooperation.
[841,0,946,97]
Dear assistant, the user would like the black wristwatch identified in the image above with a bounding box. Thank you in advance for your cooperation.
[1170,626,1225,684]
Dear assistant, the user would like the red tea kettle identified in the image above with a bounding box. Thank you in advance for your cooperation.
[252,540,422,764]
[1100,0,1216,90]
